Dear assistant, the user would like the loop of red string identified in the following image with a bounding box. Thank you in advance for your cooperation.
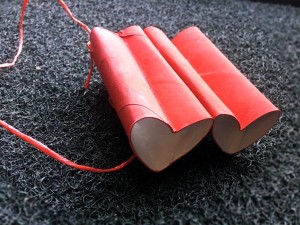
[0,0,94,88]
[0,0,136,172]
[57,0,91,34]
[57,0,94,89]
[0,120,135,172]
[84,42,94,89]
[0,0,29,69]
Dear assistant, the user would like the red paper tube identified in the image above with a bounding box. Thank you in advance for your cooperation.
[144,26,231,118]
[90,26,213,171]
[169,26,280,153]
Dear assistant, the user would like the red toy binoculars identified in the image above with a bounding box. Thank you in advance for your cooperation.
[90,25,280,171]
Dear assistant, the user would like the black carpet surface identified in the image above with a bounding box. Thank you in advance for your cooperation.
[0,0,299,224]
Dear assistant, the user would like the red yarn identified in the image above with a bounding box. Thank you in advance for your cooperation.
[0,0,135,172]
[57,0,91,34]
[0,0,29,68]
[0,120,135,172]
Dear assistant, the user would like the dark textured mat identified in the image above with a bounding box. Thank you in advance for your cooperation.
[0,0,299,224]
[252,0,300,7]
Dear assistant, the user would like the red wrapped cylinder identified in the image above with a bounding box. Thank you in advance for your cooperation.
[171,27,280,153]
[90,26,213,172]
